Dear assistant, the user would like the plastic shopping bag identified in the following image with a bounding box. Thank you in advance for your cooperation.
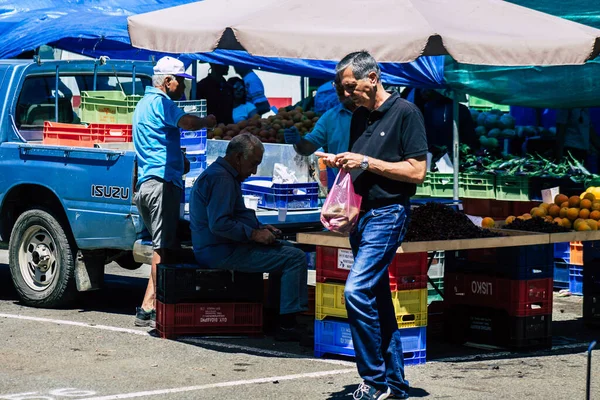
[320,170,362,234]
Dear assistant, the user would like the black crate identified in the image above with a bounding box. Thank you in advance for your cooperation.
[528,177,585,201]
[583,294,600,328]
[156,264,263,304]
[445,305,552,350]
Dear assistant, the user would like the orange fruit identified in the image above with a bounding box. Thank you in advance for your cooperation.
[580,209,591,219]
[590,210,600,221]
[569,196,581,208]
[505,216,516,225]
[522,213,532,220]
[561,218,572,229]
[574,218,586,230]
[481,217,495,229]
[561,201,570,209]
[539,203,551,211]
[544,216,554,223]
[531,207,546,218]
[577,222,592,231]
[553,217,563,225]
[559,207,569,218]
[555,194,569,206]
[581,199,593,210]
[548,205,561,218]
[584,193,596,202]
[587,220,598,230]
[592,202,600,211]
[567,208,580,221]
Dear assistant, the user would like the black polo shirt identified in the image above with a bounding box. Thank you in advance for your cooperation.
[196,76,233,125]
[350,92,428,211]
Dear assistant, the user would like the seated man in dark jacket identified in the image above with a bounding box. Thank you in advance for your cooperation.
[189,133,308,341]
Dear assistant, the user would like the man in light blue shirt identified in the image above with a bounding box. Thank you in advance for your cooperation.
[284,80,356,187]
[133,56,215,328]
[235,67,271,115]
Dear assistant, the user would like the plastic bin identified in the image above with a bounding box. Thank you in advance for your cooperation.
[314,319,426,365]
[569,265,584,296]
[156,300,263,339]
[315,282,428,328]
[156,264,263,304]
[445,273,553,317]
[468,96,509,112]
[495,175,529,201]
[427,277,444,304]
[569,241,583,266]
[430,172,454,198]
[80,90,142,124]
[176,100,207,118]
[241,177,319,210]
[415,173,432,197]
[89,123,132,143]
[42,121,95,147]
[553,261,570,290]
[181,129,207,154]
[554,242,570,263]
[445,305,552,350]
[460,174,495,199]
[316,247,428,290]
[427,251,445,279]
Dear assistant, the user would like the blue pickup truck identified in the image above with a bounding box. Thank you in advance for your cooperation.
[0,58,155,307]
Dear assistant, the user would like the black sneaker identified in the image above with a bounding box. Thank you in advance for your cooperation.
[353,382,391,400]
[135,307,156,328]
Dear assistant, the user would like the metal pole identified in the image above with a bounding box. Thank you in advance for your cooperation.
[452,93,460,202]
[300,77,306,101]
[132,64,136,96]
[55,65,59,122]
[191,61,198,100]
[93,63,98,91]
[587,340,597,400]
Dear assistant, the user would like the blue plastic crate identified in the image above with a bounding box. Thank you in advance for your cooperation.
[314,319,426,365]
[181,129,207,154]
[242,176,319,210]
[184,154,207,203]
[554,262,570,290]
[554,242,570,263]
[569,265,584,296]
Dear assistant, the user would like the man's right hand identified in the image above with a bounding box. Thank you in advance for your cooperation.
[251,228,276,245]
[314,151,337,169]
[284,127,301,145]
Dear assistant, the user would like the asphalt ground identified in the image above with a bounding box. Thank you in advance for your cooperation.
[0,250,599,399]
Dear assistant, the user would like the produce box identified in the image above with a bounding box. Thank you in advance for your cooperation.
[181,129,207,154]
[80,90,142,124]
[495,175,529,201]
[468,96,510,112]
[553,261,570,290]
[415,173,432,197]
[427,277,444,304]
[241,177,319,210]
[315,283,428,328]
[314,320,426,365]
[175,100,207,118]
[569,265,583,295]
[427,251,445,279]
[459,173,495,199]
[430,172,454,198]
[43,122,132,147]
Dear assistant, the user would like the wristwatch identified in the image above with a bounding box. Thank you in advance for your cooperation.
[360,155,369,170]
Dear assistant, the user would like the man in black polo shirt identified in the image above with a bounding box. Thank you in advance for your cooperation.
[319,51,427,400]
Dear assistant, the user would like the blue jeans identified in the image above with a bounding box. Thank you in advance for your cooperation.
[212,241,308,315]
[345,203,410,397]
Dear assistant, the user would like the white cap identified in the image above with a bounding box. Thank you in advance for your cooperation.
[153,56,194,79]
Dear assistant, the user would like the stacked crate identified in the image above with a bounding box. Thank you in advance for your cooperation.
[155,264,264,339]
[444,244,554,350]
[582,242,600,328]
[313,247,428,365]
[553,242,584,294]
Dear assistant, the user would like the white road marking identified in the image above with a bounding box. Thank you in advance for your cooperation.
[82,369,355,400]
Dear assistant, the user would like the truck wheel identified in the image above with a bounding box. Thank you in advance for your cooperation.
[114,252,143,270]
[8,209,77,307]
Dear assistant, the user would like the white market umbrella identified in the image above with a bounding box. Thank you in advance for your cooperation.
[128,0,600,66]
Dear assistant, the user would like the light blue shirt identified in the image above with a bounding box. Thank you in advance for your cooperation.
[232,102,257,123]
[314,81,339,115]
[244,71,269,105]
[304,103,352,155]
[133,86,186,189]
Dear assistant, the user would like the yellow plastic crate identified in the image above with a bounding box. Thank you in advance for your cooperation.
[315,282,428,328]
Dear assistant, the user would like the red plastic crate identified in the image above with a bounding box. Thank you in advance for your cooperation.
[89,123,132,143]
[445,273,553,317]
[43,121,95,147]
[156,300,263,339]
[316,246,428,290]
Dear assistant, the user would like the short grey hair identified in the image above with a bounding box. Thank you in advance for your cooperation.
[335,51,381,82]
[226,133,264,159]
[152,74,176,87]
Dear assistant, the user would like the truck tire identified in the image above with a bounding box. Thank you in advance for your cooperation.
[8,209,77,307]
[114,252,143,270]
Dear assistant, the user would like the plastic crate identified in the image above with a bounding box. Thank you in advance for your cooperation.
[156,300,263,339]
[569,265,584,296]
[181,129,207,154]
[187,153,207,172]
[315,282,428,328]
[445,273,553,317]
[241,177,319,210]
[42,121,95,147]
[89,123,132,143]
[569,241,583,266]
[495,175,529,201]
[316,247,428,290]
[415,174,432,197]
[428,251,445,279]
[313,319,426,365]
[80,90,142,124]
[176,99,207,118]
[553,261,570,290]
[459,174,495,199]
[430,172,454,198]
[554,242,570,263]
[156,264,263,304]
[583,294,600,327]
[427,277,444,304]
[528,177,585,202]
[468,96,510,112]
[445,306,552,350]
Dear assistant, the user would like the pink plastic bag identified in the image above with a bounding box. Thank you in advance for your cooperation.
[320,170,362,234]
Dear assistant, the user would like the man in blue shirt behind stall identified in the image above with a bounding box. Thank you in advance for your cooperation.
[189,133,309,342]
[133,56,215,328]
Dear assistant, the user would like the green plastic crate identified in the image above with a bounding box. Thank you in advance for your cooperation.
[495,175,529,201]
[459,174,496,199]
[80,91,143,124]
[428,277,444,304]
[430,172,455,198]
[415,173,432,197]
[468,96,510,112]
